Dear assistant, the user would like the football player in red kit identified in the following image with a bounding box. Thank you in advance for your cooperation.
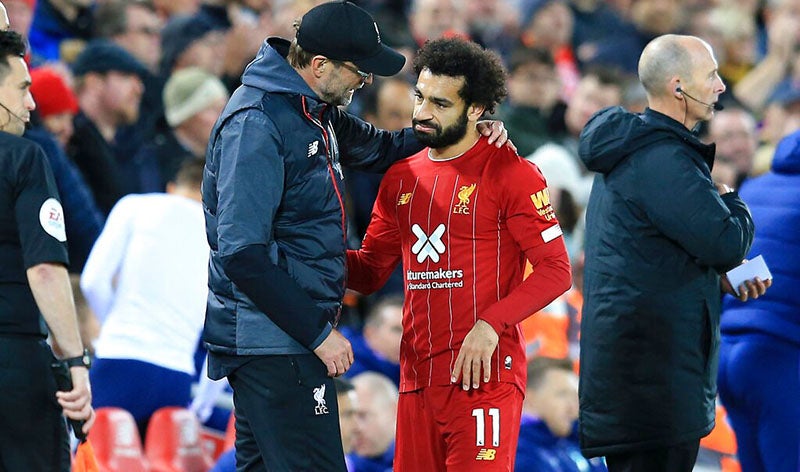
[347,37,572,471]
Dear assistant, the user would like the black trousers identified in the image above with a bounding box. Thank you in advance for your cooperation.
[227,354,347,472]
[0,336,70,471]
[605,439,701,472]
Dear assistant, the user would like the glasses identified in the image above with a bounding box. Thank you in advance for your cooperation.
[333,61,372,82]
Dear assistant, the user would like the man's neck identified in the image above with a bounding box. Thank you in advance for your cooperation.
[428,129,481,161]
[174,127,206,158]
[79,100,117,143]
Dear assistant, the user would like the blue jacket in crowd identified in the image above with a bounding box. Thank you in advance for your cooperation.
[720,130,800,340]
[340,326,400,386]
[578,107,754,457]
[515,415,606,472]
[202,38,421,361]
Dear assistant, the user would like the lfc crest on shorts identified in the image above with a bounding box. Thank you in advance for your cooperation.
[313,384,329,415]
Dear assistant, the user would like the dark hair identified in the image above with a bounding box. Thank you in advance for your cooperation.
[508,46,554,74]
[526,356,573,390]
[413,38,507,115]
[172,158,205,188]
[0,30,26,81]
[94,0,155,38]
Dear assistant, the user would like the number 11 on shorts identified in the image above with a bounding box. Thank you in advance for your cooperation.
[472,408,500,447]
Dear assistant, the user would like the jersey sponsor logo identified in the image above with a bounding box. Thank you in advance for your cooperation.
[411,223,446,263]
[397,193,412,205]
[406,268,464,290]
[313,384,329,415]
[39,198,66,242]
[530,188,557,221]
[307,140,319,158]
[453,183,476,215]
[475,449,497,461]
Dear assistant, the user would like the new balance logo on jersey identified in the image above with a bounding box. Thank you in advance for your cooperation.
[411,223,446,263]
[307,140,319,158]
[398,193,412,205]
[313,384,329,415]
[475,449,497,461]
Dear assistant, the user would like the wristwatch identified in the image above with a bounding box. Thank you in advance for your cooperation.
[62,349,92,369]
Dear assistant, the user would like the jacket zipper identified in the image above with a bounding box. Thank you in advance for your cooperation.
[301,96,345,326]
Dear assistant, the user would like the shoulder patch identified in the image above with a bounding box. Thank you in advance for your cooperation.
[39,198,67,242]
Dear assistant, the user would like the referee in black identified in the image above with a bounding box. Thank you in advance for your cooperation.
[0,28,94,470]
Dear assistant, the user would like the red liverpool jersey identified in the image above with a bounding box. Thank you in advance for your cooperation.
[347,137,570,393]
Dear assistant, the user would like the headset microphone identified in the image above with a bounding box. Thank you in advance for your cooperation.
[676,86,724,111]
[0,100,28,124]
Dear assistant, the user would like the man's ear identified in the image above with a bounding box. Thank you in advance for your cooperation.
[467,103,485,121]
[311,56,328,78]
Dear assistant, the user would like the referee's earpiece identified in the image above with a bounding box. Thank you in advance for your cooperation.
[676,86,682,93]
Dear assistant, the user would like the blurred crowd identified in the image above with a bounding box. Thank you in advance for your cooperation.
[3,0,799,470]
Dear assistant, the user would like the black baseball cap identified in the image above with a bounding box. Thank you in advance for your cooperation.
[296,1,405,77]
[72,40,147,78]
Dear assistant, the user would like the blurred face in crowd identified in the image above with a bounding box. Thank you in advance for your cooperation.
[708,109,757,174]
[175,30,226,77]
[338,388,359,454]
[373,79,413,131]
[152,0,199,18]
[43,112,76,147]
[0,56,34,136]
[97,71,144,126]
[117,4,162,72]
[352,383,396,458]
[565,74,622,136]
[526,0,573,49]
[630,0,680,35]
[508,60,560,109]
[176,96,227,149]
[524,368,579,438]
[411,0,464,44]
[364,303,403,364]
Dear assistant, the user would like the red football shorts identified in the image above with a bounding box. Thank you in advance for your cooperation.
[394,382,523,471]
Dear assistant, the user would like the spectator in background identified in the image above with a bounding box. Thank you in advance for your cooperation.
[94,0,166,164]
[348,372,398,472]
[718,129,800,472]
[342,296,403,386]
[516,356,606,472]
[704,107,758,187]
[30,66,78,147]
[707,5,757,88]
[159,13,225,78]
[497,47,562,157]
[28,0,93,61]
[752,89,800,175]
[578,34,766,472]
[68,40,149,215]
[27,66,103,273]
[408,0,466,46]
[81,159,208,437]
[733,0,800,114]
[518,0,579,99]
[136,67,227,189]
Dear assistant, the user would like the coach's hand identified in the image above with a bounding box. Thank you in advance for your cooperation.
[314,329,353,377]
[452,320,499,391]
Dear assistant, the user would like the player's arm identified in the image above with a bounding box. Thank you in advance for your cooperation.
[347,176,402,294]
[453,158,571,390]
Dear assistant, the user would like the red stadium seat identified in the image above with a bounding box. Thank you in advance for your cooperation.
[223,411,235,451]
[144,407,214,472]
[87,407,148,472]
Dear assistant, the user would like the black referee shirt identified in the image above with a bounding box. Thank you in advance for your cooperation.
[0,131,69,336]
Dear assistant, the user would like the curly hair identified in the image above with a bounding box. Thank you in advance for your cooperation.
[413,38,507,115]
[0,30,26,82]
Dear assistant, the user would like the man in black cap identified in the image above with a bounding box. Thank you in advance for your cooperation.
[201,2,509,470]
[67,39,150,216]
